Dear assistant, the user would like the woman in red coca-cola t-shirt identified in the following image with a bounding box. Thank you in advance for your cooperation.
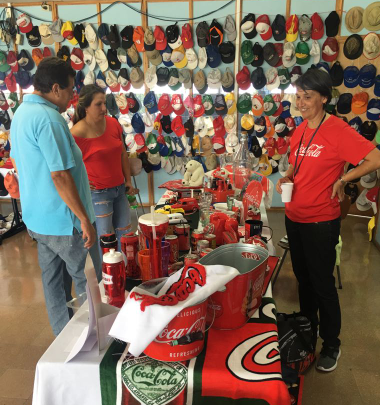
[276,69,380,373]
[71,85,138,252]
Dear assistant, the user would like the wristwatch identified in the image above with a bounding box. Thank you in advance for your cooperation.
[339,177,347,186]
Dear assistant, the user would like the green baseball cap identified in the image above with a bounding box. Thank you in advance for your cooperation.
[0,51,10,73]
[146,132,160,154]
[241,40,254,65]
[295,41,310,65]
[202,94,215,115]
[263,94,277,116]
[278,67,291,90]
[168,68,181,91]
[164,135,173,156]
[7,93,19,113]
[237,93,252,114]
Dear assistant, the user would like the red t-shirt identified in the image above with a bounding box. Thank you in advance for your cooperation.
[73,116,125,189]
[287,115,375,223]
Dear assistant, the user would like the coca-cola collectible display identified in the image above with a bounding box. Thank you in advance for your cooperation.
[102,248,126,308]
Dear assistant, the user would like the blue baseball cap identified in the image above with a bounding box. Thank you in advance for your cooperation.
[75,71,84,93]
[359,64,376,88]
[294,116,304,126]
[143,91,158,114]
[17,50,34,72]
[160,45,174,67]
[96,71,107,89]
[280,100,291,118]
[366,98,380,121]
[206,44,222,68]
[348,116,362,133]
[316,62,330,74]
[0,72,6,90]
[15,71,32,89]
[343,66,360,88]
[374,75,380,97]
[98,23,110,46]
[131,113,145,133]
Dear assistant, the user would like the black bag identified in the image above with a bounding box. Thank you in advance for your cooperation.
[277,312,316,375]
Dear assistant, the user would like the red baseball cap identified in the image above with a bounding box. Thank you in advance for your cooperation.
[264,137,277,157]
[171,115,185,136]
[5,73,17,92]
[256,15,272,40]
[285,117,296,136]
[135,133,147,153]
[236,66,251,90]
[274,43,283,67]
[272,94,283,117]
[171,94,185,115]
[43,47,52,58]
[154,26,167,51]
[286,15,299,42]
[158,93,173,115]
[212,135,226,154]
[322,37,339,62]
[181,23,194,49]
[193,95,205,117]
[311,13,324,40]
[213,115,225,137]
[277,137,290,154]
[70,48,84,70]
[7,51,18,72]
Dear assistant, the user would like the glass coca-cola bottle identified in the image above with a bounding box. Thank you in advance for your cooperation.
[233,132,252,199]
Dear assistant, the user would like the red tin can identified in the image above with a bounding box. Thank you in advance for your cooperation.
[174,223,191,251]
[191,230,204,252]
[204,234,216,250]
[200,248,213,257]
[120,233,141,279]
[165,235,179,264]
[184,253,199,266]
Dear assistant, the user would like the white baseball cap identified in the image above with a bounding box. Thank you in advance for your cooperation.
[85,24,98,50]
[95,49,108,71]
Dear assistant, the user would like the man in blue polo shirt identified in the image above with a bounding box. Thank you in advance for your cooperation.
[10,57,101,336]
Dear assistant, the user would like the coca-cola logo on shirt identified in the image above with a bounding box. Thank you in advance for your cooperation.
[295,144,325,157]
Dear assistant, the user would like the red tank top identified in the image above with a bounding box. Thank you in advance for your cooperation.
[73,116,125,189]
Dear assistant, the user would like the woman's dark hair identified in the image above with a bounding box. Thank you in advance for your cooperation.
[33,57,76,94]
[294,68,332,106]
[72,84,105,125]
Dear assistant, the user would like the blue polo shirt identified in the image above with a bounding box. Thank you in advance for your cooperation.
[10,94,95,235]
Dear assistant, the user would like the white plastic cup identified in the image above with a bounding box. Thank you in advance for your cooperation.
[281,183,294,203]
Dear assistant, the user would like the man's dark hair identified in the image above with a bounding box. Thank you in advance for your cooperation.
[33,57,76,94]
[294,69,332,106]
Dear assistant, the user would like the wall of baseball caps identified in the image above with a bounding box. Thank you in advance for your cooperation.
[1,0,380,211]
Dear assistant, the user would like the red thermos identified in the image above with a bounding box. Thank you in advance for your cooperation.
[102,249,126,308]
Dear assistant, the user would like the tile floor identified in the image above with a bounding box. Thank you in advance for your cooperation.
[0,211,379,404]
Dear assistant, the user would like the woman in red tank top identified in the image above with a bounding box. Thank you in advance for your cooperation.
[71,85,138,251]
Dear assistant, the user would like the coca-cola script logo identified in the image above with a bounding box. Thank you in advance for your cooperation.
[156,316,206,342]
[121,356,187,405]
[130,263,206,311]
[241,252,261,261]
[294,144,325,158]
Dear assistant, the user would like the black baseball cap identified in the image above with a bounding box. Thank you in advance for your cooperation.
[251,67,266,90]
[196,21,210,47]
[126,93,140,113]
[337,93,353,114]
[98,23,110,45]
[219,41,235,64]
[209,19,223,46]
[329,62,344,87]
[166,23,180,47]
[343,34,363,60]
[214,94,227,116]
[107,25,120,50]
[263,43,279,67]
[272,14,286,41]
[161,115,172,134]
[107,49,121,71]
[120,25,134,49]
[240,13,256,39]
[325,11,340,37]
[360,120,377,141]
[157,67,170,86]
[17,49,35,71]
[26,26,41,47]
[251,42,264,67]
[73,24,88,49]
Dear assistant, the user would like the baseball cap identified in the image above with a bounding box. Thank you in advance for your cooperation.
[310,40,320,63]
[130,67,144,89]
[250,67,266,90]
[202,94,214,116]
[171,94,185,115]
[251,42,264,67]
[26,26,42,47]
[219,41,235,64]
[241,40,254,65]
[343,66,360,88]
[224,114,236,134]
[179,69,192,89]
[153,26,167,51]
[95,49,108,71]
[367,98,380,120]
[348,116,363,132]
[209,19,223,46]
[39,24,54,45]
[359,64,376,88]
[194,69,208,94]
[311,12,324,40]
[214,94,227,116]
[118,68,130,91]
[252,94,264,116]
[181,23,194,49]
[263,43,279,67]
[70,48,84,70]
[186,48,198,69]
[166,23,182,49]
[206,44,221,68]
[280,100,291,119]
[225,93,236,115]
[295,41,310,65]
[98,23,110,45]
[236,66,251,90]
[361,120,378,141]
[207,68,222,89]
[117,47,127,64]
[106,93,119,116]
[198,47,207,69]
[221,67,234,92]
[73,23,88,49]
[160,45,174,67]
[224,15,237,41]
[115,93,129,114]
[337,93,353,114]
[263,94,277,116]
[31,48,43,67]
[171,45,187,69]
[278,67,291,90]
[133,26,145,52]
[16,13,33,34]
[126,93,140,113]
[272,14,286,41]
[84,24,98,50]
[171,116,185,136]
[299,14,312,41]
[213,115,225,137]
[107,49,121,70]
[158,94,173,115]
[196,21,210,47]
[144,91,158,114]
[132,113,145,133]
[265,67,280,91]
[254,116,267,138]
[61,21,77,45]
[374,75,380,97]
[0,72,6,90]
[144,27,155,51]
[322,37,339,62]
[194,95,205,117]
[329,61,344,86]
[286,15,299,42]
[240,13,256,39]
[325,11,340,37]
[157,67,170,86]
[120,26,134,49]
[161,116,173,135]
[237,93,252,114]
[6,51,18,73]
[168,68,181,91]
[241,114,255,132]
[282,42,296,68]
[256,14,272,40]
[146,49,163,66]
[351,92,369,115]
[343,34,363,60]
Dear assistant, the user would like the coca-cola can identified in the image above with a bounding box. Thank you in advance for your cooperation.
[191,230,204,252]
[174,223,191,251]
[204,233,216,250]
[200,248,213,257]
[184,253,199,266]
[197,240,209,256]
[165,235,179,264]
[120,233,141,279]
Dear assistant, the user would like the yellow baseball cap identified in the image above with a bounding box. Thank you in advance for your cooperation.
[225,92,236,115]
[61,21,78,45]
[241,114,254,131]
[171,45,188,69]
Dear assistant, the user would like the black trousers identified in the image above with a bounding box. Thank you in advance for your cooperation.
[285,215,341,348]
